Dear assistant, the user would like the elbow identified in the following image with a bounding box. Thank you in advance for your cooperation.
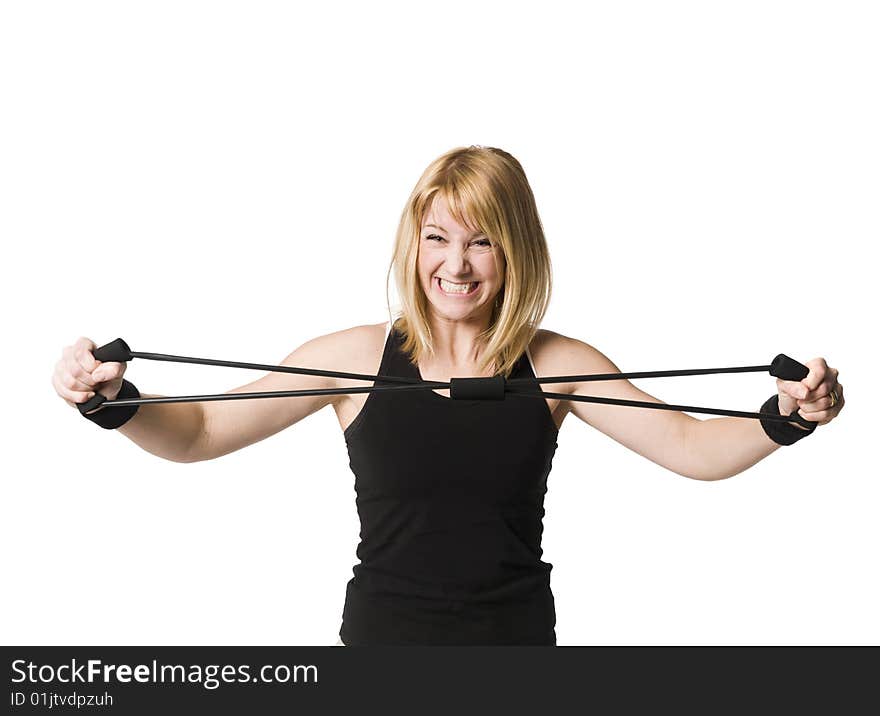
[176,426,213,464]
[681,460,734,481]
[174,450,210,464]
[170,446,209,464]
[692,473,732,482]
[157,452,198,464]
[683,471,723,482]
[681,459,735,480]
[682,418,736,482]
[666,464,725,482]
[687,468,737,482]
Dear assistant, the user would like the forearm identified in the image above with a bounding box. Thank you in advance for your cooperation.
[685,416,783,481]
[114,394,207,463]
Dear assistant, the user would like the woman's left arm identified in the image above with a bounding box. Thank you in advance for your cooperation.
[688,358,844,480]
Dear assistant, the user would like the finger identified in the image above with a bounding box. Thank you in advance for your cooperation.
[63,370,98,392]
[798,394,836,413]
[800,357,829,394]
[830,381,844,410]
[798,382,844,425]
[798,372,842,408]
[807,366,840,402]
[777,358,832,400]
[797,406,832,426]
[64,346,98,388]
[53,370,95,406]
[92,361,125,383]
[73,336,100,374]
[55,362,94,393]
[51,370,77,408]
[776,376,809,399]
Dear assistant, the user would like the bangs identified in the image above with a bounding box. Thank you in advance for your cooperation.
[424,172,497,240]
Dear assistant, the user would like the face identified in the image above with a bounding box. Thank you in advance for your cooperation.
[418,196,505,322]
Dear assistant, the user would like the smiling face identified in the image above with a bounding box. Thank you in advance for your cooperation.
[417,195,505,324]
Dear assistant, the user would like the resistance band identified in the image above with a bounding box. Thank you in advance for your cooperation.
[77,338,817,428]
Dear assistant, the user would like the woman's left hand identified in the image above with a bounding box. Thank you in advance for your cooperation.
[776,357,844,428]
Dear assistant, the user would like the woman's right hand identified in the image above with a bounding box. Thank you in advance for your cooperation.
[52,336,128,413]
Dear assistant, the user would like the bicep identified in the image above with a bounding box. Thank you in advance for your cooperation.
[200,334,339,460]
[562,339,698,479]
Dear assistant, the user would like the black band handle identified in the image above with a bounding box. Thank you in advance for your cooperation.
[92,337,133,363]
[76,338,133,415]
[769,353,809,381]
[450,376,506,400]
[769,354,818,429]
[77,393,107,415]
[785,410,818,430]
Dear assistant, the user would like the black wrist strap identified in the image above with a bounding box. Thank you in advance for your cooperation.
[759,393,817,446]
[81,379,141,430]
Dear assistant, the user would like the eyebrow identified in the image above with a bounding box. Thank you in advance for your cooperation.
[424,223,486,237]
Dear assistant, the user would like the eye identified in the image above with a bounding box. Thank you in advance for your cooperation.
[424,234,491,247]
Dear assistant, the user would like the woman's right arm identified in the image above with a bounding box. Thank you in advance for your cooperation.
[115,396,207,463]
[55,330,353,463]
[179,330,348,462]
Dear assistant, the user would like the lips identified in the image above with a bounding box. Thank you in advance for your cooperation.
[436,277,480,295]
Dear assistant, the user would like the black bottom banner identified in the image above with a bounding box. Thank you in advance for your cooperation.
[1,646,875,714]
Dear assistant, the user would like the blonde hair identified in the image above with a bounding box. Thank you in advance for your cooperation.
[385,145,553,378]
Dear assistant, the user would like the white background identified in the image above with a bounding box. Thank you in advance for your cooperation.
[2,1,876,645]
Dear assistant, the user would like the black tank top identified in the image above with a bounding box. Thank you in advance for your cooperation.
[340,321,560,645]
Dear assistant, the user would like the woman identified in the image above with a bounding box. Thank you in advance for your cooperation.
[53,145,845,645]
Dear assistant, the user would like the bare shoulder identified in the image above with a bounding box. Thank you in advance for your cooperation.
[294,321,388,378]
[308,321,386,353]
[529,327,698,479]
[529,328,617,381]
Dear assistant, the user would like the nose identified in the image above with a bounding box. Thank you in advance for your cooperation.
[443,245,471,276]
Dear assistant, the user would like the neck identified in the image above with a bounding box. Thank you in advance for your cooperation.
[425,312,493,367]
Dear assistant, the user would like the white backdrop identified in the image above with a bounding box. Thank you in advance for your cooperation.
[2,0,876,646]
